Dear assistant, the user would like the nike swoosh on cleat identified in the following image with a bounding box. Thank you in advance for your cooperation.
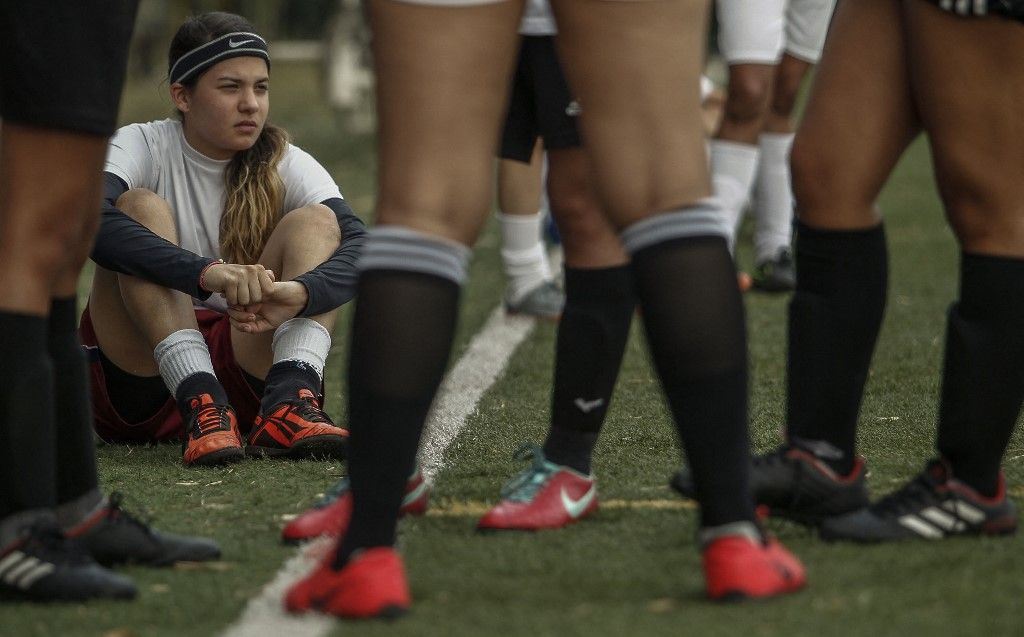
[228,39,253,48]
[573,397,605,414]
[560,485,596,519]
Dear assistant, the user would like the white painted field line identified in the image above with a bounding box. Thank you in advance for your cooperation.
[220,306,535,637]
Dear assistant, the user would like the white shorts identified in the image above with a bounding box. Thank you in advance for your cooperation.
[717,0,836,65]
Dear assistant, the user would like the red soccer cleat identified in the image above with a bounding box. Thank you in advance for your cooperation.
[703,534,806,601]
[285,547,410,620]
[477,445,597,531]
[248,389,348,460]
[281,470,430,544]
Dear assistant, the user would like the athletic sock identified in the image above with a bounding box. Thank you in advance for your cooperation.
[753,132,795,264]
[0,311,57,549]
[786,221,888,475]
[260,318,331,411]
[98,349,169,424]
[937,253,1024,496]
[499,211,553,303]
[709,140,760,251]
[153,329,227,418]
[542,265,635,474]
[622,202,754,528]
[48,298,102,519]
[334,227,468,568]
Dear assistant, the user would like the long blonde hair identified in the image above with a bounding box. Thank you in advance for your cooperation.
[221,123,288,264]
[169,12,288,264]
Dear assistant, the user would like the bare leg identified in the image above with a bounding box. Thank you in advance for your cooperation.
[902,0,1024,494]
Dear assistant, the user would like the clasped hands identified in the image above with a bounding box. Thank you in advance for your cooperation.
[200,262,308,333]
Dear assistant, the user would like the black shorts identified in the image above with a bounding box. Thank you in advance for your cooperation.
[499,36,582,163]
[0,1,137,136]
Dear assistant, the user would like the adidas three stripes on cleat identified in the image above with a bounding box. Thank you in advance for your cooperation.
[820,459,1018,543]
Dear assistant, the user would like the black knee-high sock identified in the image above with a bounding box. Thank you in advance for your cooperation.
[543,265,635,474]
[630,235,753,528]
[49,298,100,506]
[786,222,888,474]
[937,253,1024,496]
[334,270,460,567]
[0,312,56,524]
[260,361,322,412]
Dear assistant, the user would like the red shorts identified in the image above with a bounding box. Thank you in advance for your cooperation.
[80,307,262,444]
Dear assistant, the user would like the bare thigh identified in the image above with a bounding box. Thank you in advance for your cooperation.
[790,0,919,229]
[369,0,524,245]
[902,0,1024,257]
[550,0,711,227]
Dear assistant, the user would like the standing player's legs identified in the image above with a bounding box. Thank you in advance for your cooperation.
[478,33,634,532]
[820,1,1024,543]
[497,46,563,319]
[712,0,785,249]
[286,0,525,619]
[681,0,918,526]
[550,0,803,599]
[749,0,836,290]
[0,0,141,600]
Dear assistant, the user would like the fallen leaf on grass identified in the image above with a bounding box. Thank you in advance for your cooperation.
[150,584,170,593]
[175,481,200,486]
[102,630,137,637]
[647,598,677,613]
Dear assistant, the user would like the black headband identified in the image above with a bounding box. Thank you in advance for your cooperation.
[169,31,270,85]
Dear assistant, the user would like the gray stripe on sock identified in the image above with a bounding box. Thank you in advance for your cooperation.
[358,226,471,284]
[620,199,731,255]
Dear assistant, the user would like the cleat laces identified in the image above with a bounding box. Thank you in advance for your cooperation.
[499,444,559,503]
[193,403,232,437]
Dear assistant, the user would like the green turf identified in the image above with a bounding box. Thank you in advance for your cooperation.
[2,62,1021,635]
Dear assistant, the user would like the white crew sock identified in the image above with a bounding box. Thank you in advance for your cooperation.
[709,140,761,253]
[499,211,553,303]
[272,318,332,380]
[153,329,216,395]
[754,132,796,264]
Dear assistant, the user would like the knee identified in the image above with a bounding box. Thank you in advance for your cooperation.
[724,73,773,124]
[769,73,802,118]
[116,189,177,240]
[275,204,341,252]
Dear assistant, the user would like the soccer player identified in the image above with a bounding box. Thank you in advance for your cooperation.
[284,0,805,619]
[675,0,1023,542]
[711,0,835,291]
[0,0,220,602]
[85,12,365,466]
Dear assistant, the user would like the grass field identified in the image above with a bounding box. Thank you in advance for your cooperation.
[1,62,1021,636]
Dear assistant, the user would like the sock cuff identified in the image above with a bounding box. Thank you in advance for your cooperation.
[795,220,886,260]
[959,251,1024,321]
[154,329,215,395]
[497,210,544,225]
[758,131,794,151]
[710,139,760,161]
[272,318,331,376]
[358,225,471,285]
[501,242,549,265]
[620,199,731,255]
[564,264,634,303]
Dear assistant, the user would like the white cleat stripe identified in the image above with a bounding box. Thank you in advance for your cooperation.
[16,563,55,589]
[4,556,40,584]
[920,507,959,531]
[943,500,986,524]
[898,515,944,539]
[0,551,25,577]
